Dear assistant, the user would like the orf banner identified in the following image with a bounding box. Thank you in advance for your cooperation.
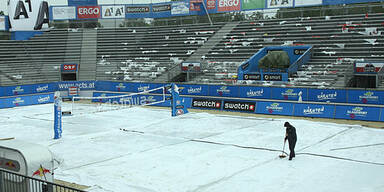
[8,0,49,31]
[334,105,381,121]
[293,103,334,119]
[53,92,62,139]
[217,0,241,12]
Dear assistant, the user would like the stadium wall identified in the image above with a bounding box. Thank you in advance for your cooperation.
[1,81,383,122]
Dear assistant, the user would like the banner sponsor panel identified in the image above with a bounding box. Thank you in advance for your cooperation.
[101,5,125,19]
[256,101,293,116]
[355,61,384,74]
[52,6,76,20]
[191,98,222,110]
[8,0,49,31]
[177,84,209,96]
[125,5,151,18]
[271,87,307,101]
[1,83,54,97]
[347,90,384,105]
[242,0,265,10]
[334,105,381,121]
[171,1,190,16]
[381,108,384,122]
[266,0,293,8]
[293,103,334,118]
[239,86,270,99]
[131,83,165,94]
[61,64,78,73]
[295,0,322,6]
[77,6,101,19]
[0,16,6,31]
[0,93,53,109]
[217,0,241,12]
[307,89,347,103]
[223,100,256,112]
[151,3,172,18]
[208,85,239,97]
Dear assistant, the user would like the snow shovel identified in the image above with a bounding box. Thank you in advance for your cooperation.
[279,140,287,158]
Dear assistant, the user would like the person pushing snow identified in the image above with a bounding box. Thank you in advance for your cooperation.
[284,122,297,160]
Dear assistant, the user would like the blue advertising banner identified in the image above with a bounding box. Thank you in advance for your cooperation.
[32,83,56,94]
[131,83,165,94]
[177,84,209,96]
[323,0,382,5]
[151,2,172,18]
[334,105,381,121]
[293,103,335,118]
[256,101,293,116]
[56,81,96,91]
[239,86,271,99]
[208,85,239,97]
[125,4,152,19]
[308,89,347,103]
[68,0,98,6]
[271,87,307,101]
[380,108,384,122]
[96,81,131,92]
[0,86,5,97]
[0,93,54,109]
[347,90,384,105]
[32,93,54,105]
[1,83,55,97]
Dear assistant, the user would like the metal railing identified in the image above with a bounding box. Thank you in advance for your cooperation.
[0,169,86,192]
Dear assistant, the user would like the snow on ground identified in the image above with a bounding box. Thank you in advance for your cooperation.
[1,103,384,192]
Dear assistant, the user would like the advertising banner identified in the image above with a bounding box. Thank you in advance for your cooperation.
[61,64,78,73]
[33,93,54,104]
[256,101,293,116]
[3,85,33,96]
[131,83,165,94]
[177,84,209,96]
[208,85,239,97]
[239,86,271,99]
[77,6,101,19]
[8,0,49,31]
[266,0,293,8]
[191,98,222,110]
[307,89,347,103]
[151,3,172,18]
[125,5,151,18]
[171,1,190,16]
[53,94,62,139]
[271,87,307,101]
[223,100,256,113]
[217,0,241,12]
[334,105,381,121]
[295,0,322,6]
[347,90,384,105]
[242,0,265,10]
[68,0,98,6]
[56,81,96,91]
[294,103,335,119]
[355,61,384,73]
[190,0,203,11]
[206,0,217,10]
[102,5,125,19]
[52,6,76,20]
[32,83,56,94]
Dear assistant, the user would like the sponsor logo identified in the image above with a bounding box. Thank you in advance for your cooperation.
[241,62,249,70]
[247,89,264,97]
[294,49,307,55]
[281,89,298,99]
[116,83,126,91]
[266,103,283,113]
[223,101,255,112]
[118,95,156,106]
[62,64,77,71]
[206,0,216,9]
[176,109,184,115]
[77,6,100,19]
[187,86,202,94]
[303,106,325,115]
[317,92,337,101]
[126,6,150,13]
[244,74,261,80]
[36,85,49,92]
[359,91,378,103]
[32,166,51,178]
[38,95,50,103]
[218,0,240,11]
[268,0,292,7]
[12,86,24,95]
[13,98,24,106]
[217,86,231,96]
[192,99,221,109]
[347,107,368,118]
[152,5,171,12]
[263,74,282,81]
[102,6,124,18]
[138,85,150,92]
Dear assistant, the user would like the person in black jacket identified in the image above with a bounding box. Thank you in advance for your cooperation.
[284,122,297,160]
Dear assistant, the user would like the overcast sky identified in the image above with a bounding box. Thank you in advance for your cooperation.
[1,0,171,15]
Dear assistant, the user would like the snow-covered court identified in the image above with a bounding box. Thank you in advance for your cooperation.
[1,103,384,192]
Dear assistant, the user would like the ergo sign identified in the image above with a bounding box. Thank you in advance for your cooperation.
[218,0,240,12]
[77,6,100,19]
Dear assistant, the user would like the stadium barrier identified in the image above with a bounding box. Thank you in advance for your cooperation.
[0,81,383,121]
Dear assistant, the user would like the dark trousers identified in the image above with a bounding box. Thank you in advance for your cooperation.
[288,139,296,159]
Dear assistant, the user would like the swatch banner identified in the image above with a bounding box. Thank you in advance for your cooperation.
[347,90,384,105]
[256,101,293,116]
[151,3,172,18]
[294,103,335,118]
[271,87,307,101]
[266,0,293,8]
[223,100,256,112]
[307,89,347,103]
[208,85,239,97]
[334,105,381,121]
[191,98,222,110]
[239,86,270,99]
